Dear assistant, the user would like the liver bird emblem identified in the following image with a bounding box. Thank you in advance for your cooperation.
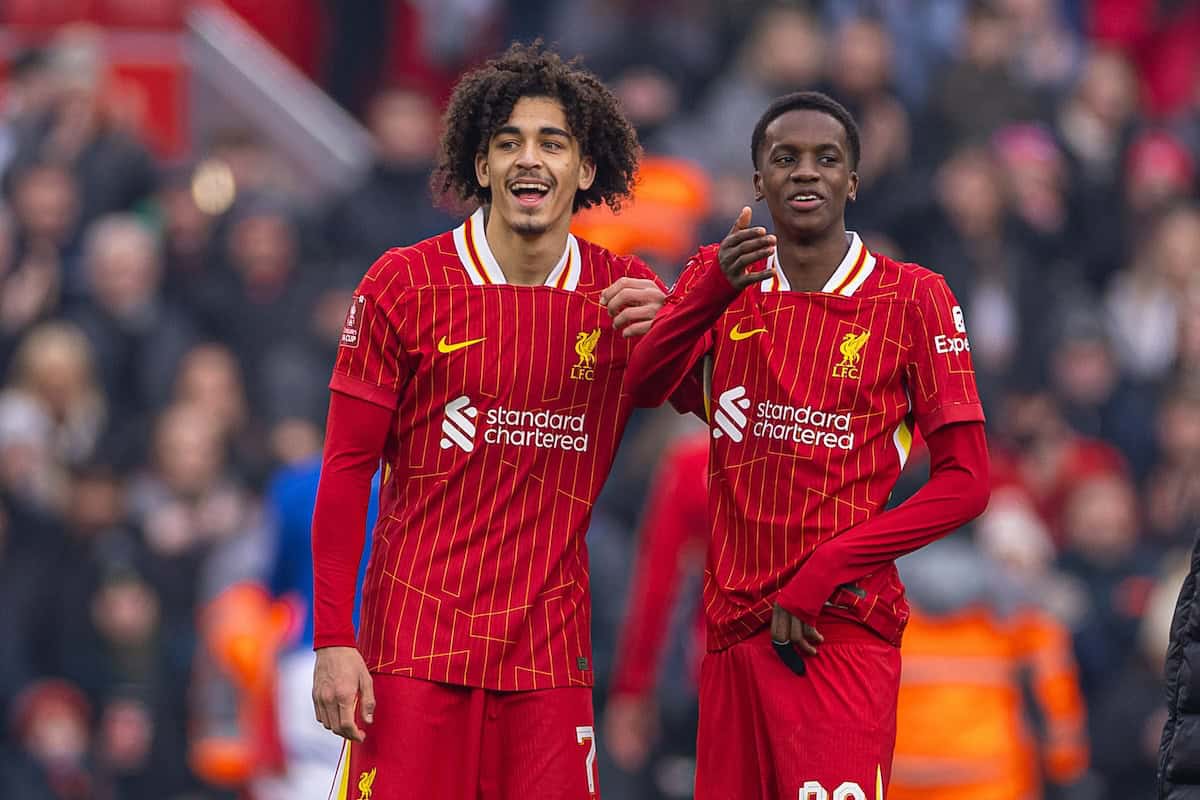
[575,328,601,368]
[839,331,870,365]
[356,767,376,800]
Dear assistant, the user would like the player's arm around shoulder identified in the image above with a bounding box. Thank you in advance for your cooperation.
[599,253,670,340]
[612,250,702,408]
[607,203,775,408]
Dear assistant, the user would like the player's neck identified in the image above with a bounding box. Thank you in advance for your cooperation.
[775,227,852,293]
[483,208,571,286]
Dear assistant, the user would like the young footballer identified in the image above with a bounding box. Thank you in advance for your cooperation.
[625,91,990,799]
[310,43,688,799]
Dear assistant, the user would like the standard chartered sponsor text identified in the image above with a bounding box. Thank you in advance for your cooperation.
[752,400,854,449]
[484,406,589,451]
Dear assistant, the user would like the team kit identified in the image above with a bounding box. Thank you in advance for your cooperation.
[311,44,987,800]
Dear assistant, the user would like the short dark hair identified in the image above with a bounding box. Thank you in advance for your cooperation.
[431,41,640,214]
[750,91,861,170]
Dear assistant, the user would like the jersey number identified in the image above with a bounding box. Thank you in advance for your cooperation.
[576,725,597,795]
[801,781,867,800]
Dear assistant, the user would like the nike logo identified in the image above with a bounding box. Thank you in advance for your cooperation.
[437,335,486,353]
[729,323,767,341]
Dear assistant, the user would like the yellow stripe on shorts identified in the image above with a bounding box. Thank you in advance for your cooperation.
[328,740,351,800]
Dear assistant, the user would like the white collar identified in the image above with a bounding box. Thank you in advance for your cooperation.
[760,231,876,296]
[452,207,581,289]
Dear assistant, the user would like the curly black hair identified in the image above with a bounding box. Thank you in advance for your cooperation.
[750,91,861,170]
[431,42,640,214]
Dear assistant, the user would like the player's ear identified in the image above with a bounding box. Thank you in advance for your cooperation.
[753,170,764,202]
[847,170,859,203]
[577,156,596,192]
[475,151,490,190]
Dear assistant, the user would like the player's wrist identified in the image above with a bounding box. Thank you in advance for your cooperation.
[777,570,830,625]
[695,257,745,305]
[313,633,358,651]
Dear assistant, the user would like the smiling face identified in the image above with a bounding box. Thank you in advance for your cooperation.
[754,109,858,242]
[475,96,596,237]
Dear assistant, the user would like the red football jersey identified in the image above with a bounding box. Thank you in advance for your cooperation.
[670,234,984,649]
[329,208,662,691]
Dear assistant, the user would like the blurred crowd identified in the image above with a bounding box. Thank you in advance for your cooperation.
[0,0,1198,798]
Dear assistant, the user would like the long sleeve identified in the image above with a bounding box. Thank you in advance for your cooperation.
[777,421,990,624]
[609,436,709,696]
[624,253,738,408]
[311,389,393,649]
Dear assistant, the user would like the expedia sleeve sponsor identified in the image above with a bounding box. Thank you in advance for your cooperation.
[905,277,986,433]
[934,332,970,354]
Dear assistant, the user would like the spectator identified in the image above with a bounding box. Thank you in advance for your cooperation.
[1106,551,1185,798]
[1145,384,1200,547]
[925,0,1041,156]
[1047,306,1160,479]
[4,160,76,318]
[0,378,65,515]
[900,144,1057,406]
[1057,473,1159,699]
[659,3,826,180]
[7,322,106,473]
[128,403,253,642]
[9,29,157,245]
[975,487,1090,628]
[826,16,917,236]
[823,1,965,108]
[893,534,1090,800]
[1003,0,1083,94]
[991,388,1128,541]
[325,85,456,266]
[1105,203,1200,384]
[0,47,56,184]
[1053,47,1141,288]
[210,196,325,420]
[993,122,1078,265]
[172,343,267,485]
[1123,132,1196,228]
[154,166,224,333]
[66,215,196,460]
[1,679,94,800]
[0,205,62,375]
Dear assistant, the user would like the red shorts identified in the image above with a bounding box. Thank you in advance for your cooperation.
[695,623,901,800]
[332,674,599,800]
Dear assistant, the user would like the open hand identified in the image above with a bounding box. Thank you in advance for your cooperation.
[718,207,776,290]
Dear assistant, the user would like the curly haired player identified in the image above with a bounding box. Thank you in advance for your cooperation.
[310,43,691,800]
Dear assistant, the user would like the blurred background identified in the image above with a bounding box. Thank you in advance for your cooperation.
[0,0,1196,798]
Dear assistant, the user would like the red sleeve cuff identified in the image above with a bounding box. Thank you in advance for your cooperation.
[775,552,837,624]
[313,632,358,650]
[916,401,985,436]
[329,372,400,410]
[680,258,742,310]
